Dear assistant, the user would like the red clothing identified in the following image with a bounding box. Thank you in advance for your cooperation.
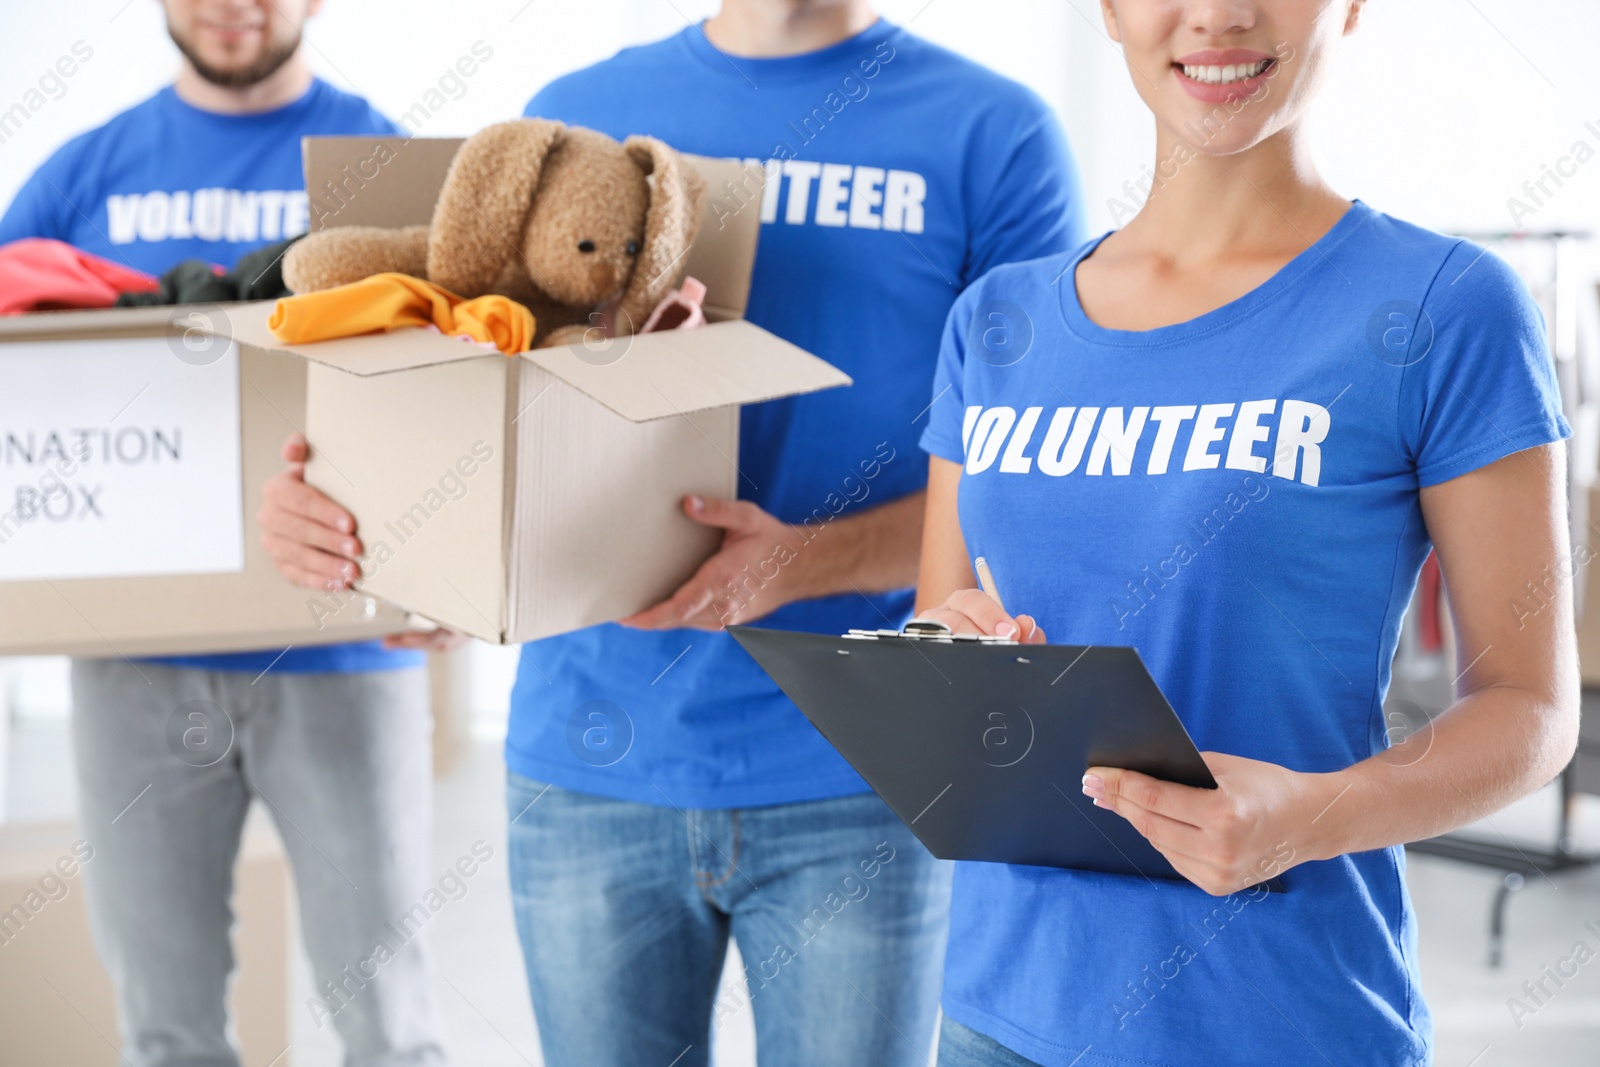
[0,237,159,315]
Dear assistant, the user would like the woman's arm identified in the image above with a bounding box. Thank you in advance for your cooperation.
[1085,443,1582,893]
[1304,441,1580,849]
[914,456,974,614]
[915,456,1045,642]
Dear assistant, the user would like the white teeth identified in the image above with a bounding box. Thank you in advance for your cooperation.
[1181,60,1269,84]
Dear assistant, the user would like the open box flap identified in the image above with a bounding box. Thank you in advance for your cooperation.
[215,300,849,418]
[520,319,852,422]
[207,305,850,421]
[213,300,497,374]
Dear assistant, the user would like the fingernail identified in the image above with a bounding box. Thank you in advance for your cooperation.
[1082,773,1104,798]
[339,517,353,533]
[344,539,358,555]
[996,622,1016,638]
[341,564,356,580]
[687,495,704,512]
[1092,797,1109,809]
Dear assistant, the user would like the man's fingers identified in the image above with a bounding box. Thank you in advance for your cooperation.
[261,532,359,586]
[280,432,309,464]
[384,629,469,651]
[258,508,361,560]
[273,559,349,593]
[684,494,764,533]
[262,473,356,535]
[618,576,717,630]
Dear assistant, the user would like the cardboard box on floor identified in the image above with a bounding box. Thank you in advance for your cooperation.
[0,818,293,1067]
[0,306,411,657]
[195,137,850,645]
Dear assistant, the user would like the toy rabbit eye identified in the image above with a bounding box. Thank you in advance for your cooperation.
[625,240,640,256]
[577,239,596,253]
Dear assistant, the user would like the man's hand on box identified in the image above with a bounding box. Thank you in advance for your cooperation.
[259,432,364,592]
[618,495,813,631]
[383,628,471,652]
[256,436,465,652]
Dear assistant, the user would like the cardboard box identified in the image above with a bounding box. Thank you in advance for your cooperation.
[0,817,293,1066]
[198,138,850,644]
[0,304,413,657]
[0,303,411,657]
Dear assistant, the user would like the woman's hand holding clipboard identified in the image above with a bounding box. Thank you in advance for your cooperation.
[908,556,1307,897]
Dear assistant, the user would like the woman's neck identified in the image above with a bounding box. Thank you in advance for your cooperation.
[703,1,878,58]
[1122,124,1347,260]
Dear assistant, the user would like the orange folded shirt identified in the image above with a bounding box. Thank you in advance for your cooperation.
[268,272,536,355]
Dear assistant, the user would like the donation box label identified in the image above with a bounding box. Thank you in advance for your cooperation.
[0,336,244,581]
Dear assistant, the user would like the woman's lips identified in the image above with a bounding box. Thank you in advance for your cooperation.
[1175,47,1277,66]
[1173,56,1277,105]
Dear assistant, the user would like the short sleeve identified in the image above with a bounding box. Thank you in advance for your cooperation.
[919,282,983,465]
[1400,242,1570,487]
[962,99,1086,285]
[0,152,74,244]
[365,108,404,137]
[523,78,590,122]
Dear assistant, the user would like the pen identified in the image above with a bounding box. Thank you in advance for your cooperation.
[974,556,1006,614]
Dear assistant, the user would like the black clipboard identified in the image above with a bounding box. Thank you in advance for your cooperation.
[731,624,1279,890]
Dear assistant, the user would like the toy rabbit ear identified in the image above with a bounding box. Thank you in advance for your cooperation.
[615,136,707,335]
[428,118,565,296]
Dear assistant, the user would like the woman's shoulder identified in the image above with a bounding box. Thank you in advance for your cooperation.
[1350,206,1529,315]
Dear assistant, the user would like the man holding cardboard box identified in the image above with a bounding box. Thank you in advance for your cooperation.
[498,9,1089,1056]
[0,2,452,1064]
[263,2,1083,1064]
[277,8,1078,1067]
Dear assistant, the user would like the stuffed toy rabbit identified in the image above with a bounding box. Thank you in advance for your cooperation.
[282,118,707,347]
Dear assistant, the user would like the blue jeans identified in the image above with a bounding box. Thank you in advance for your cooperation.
[938,1017,1043,1067]
[505,773,950,1067]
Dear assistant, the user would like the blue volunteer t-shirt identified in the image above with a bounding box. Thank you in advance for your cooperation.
[0,79,421,675]
[920,202,1569,1067]
[507,20,1085,807]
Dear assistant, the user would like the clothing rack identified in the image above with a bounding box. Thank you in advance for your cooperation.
[1401,228,1600,967]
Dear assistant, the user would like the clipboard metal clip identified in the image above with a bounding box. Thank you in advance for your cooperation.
[841,618,1019,645]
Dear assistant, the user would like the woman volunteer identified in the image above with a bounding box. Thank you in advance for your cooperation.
[915,2,1579,1065]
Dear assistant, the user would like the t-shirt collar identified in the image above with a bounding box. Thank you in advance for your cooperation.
[1055,200,1375,348]
[678,17,901,84]
[160,77,326,125]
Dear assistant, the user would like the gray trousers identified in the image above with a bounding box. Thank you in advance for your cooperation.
[70,659,448,1067]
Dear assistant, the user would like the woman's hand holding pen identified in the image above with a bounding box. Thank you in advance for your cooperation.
[915,588,1046,644]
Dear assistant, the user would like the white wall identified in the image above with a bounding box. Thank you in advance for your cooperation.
[4,0,1598,236]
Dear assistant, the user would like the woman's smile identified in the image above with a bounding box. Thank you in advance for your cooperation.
[1172,47,1280,103]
